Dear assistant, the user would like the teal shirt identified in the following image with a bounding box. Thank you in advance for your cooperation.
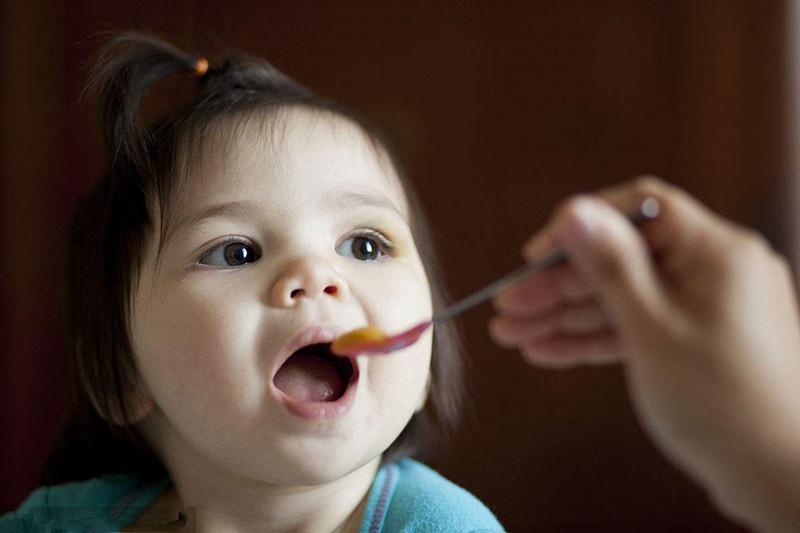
[0,459,504,532]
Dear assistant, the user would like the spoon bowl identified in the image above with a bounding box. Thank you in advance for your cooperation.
[331,321,433,356]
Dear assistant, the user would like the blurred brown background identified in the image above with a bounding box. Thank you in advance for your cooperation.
[1,1,793,530]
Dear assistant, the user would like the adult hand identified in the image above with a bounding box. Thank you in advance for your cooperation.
[489,177,800,532]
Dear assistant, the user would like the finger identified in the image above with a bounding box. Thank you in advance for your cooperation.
[520,223,559,263]
[598,175,688,254]
[523,176,739,269]
[595,176,743,276]
[510,176,739,336]
[489,301,609,346]
[548,195,665,330]
[558,302,608,334]
[519,331,622,368]
[492,263,592,315]
[488,314,557,347]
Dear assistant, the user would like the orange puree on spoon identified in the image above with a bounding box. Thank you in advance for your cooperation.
[331,321,432,357]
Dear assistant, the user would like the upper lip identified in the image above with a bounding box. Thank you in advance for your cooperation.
[271,324,355,380]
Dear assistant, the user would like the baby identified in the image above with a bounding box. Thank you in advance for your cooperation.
[0,33,503,532]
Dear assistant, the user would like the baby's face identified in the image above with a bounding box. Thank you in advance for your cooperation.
[129,108,433,485]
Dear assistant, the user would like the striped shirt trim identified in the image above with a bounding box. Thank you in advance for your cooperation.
[368,463,399,533]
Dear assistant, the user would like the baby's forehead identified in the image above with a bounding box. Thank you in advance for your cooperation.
[186,106,410,215]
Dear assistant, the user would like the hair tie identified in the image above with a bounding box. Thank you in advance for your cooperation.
[194,57,209,77]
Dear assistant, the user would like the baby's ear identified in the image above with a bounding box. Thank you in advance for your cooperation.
[414,372,431,413]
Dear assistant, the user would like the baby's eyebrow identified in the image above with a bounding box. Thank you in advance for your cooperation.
[324,190,408,221]
[167,200,263,242]
[166,190,407,243]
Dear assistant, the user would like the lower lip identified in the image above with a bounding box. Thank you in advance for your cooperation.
[274,363,360,420]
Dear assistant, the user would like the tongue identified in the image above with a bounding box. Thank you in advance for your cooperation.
[274,353,345,402]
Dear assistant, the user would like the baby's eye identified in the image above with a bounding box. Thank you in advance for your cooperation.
[337,230,394,262]
[198,239,260,267]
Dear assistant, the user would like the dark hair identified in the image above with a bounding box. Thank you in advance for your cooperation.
[41,32,465,484]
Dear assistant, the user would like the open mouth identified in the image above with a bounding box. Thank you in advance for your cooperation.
[273,343,355,403]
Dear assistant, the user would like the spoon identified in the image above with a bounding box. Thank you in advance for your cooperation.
[331,197,661,357]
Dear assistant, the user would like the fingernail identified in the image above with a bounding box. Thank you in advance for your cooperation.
[563,198,601,245]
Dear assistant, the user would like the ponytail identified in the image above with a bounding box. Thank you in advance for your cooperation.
[89,33,204,175]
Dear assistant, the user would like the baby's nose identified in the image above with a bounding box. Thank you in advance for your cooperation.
[269,256,350,308]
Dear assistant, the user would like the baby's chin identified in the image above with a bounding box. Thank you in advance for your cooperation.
[240,450,383,488]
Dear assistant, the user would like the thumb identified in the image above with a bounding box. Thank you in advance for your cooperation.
[547,196,665,328]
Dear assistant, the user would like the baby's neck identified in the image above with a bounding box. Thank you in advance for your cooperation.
[136,410,382,533]
[139,458,378,533]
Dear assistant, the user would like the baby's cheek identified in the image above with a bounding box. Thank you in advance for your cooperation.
[362,263,433,418]
[369,334,432,421]
[132,294,262,426]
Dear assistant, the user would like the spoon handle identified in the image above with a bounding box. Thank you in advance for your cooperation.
[432,197,661,324]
